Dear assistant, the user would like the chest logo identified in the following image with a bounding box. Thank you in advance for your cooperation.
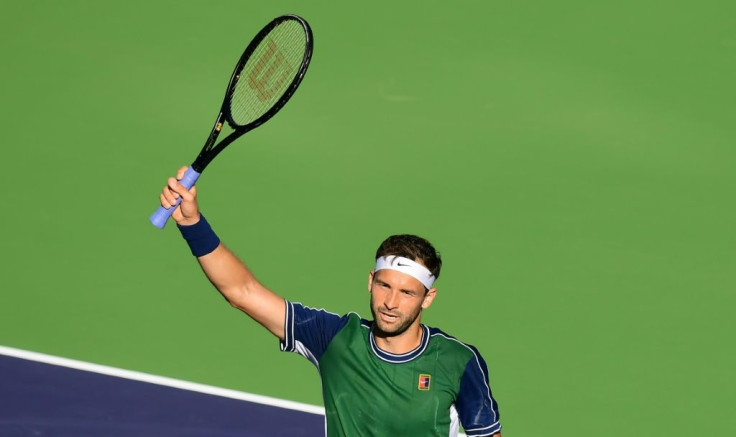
[418,374,431,391]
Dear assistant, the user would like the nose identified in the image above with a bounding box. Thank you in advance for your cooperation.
[384,290,399,310]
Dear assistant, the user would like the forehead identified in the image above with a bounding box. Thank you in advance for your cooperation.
[374,268,425,292]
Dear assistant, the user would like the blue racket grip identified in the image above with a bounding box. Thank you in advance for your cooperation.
[150,167,201,229]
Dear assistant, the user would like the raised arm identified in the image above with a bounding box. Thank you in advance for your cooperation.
[159,166,286,340]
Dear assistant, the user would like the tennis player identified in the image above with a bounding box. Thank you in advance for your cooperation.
[159,167,503,436]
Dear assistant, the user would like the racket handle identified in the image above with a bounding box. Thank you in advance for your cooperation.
[150,167,202,229]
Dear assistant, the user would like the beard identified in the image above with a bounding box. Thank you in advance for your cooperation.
[369,295,422,337]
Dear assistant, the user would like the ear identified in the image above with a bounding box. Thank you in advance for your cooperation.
[421,287,437,310]
[368,269,375,293]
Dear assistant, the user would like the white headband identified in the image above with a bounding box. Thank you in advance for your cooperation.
[375,256,436,289]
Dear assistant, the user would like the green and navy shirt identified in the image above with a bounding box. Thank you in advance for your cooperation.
[280,300,502,436]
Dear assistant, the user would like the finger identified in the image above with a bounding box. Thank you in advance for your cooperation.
[160,192,172,209]
[167,177,182,194]
[176,166,188,180]
[163,185,179,205]
[168,177,194,202]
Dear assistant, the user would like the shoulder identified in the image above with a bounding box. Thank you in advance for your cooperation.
[427,326,486,364]
[289,301,352,322]
[289,301,368,334]
[282,302,365,363]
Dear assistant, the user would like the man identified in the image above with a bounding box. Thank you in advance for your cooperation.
[159,167,502,436]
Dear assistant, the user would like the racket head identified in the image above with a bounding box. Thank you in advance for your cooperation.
[223,15,313,130]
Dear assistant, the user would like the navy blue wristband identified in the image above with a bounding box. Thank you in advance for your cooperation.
[177,214,221,257]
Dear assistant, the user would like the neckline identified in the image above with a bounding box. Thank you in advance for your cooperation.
[368,324,430,364]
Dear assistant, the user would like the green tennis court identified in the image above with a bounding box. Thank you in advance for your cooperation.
[1,1,734,435]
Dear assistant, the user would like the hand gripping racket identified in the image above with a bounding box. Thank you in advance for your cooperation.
[150,15,313,228]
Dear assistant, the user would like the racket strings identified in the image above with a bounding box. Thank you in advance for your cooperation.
[229,20,308,127]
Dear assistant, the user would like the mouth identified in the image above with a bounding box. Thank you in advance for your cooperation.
[379,311,399,323]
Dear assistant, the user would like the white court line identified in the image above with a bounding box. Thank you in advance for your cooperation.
[0,344,469,437]
[0,344,325,416]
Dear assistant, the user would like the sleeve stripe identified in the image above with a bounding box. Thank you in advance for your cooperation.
[280,299,294,352]
[465,420,501,432]
[290,300,295,350]
[430,332,498,424]
[301,304,342,317]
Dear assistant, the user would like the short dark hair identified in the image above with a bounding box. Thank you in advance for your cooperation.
[375,234,442,281]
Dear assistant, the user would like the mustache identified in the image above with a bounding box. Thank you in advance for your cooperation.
[378,307,400,317]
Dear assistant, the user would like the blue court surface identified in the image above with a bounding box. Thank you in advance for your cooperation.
[0,346,325,436]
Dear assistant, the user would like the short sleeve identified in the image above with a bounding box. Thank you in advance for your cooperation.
[280,300,350,368]
[455,346,502,436]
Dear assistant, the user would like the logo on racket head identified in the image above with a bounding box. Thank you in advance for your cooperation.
[248,39,293,102]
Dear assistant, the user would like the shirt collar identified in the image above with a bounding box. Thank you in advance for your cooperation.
[369,324,430,364]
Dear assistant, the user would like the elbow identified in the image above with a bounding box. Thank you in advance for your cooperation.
[222,284,251,311]
[228,297,242,310]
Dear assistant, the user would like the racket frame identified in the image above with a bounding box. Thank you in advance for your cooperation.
[191,14,313,173]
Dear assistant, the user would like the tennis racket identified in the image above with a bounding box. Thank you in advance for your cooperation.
[150,14,313,228]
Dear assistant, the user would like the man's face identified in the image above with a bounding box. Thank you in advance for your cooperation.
[369,268,436,337]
